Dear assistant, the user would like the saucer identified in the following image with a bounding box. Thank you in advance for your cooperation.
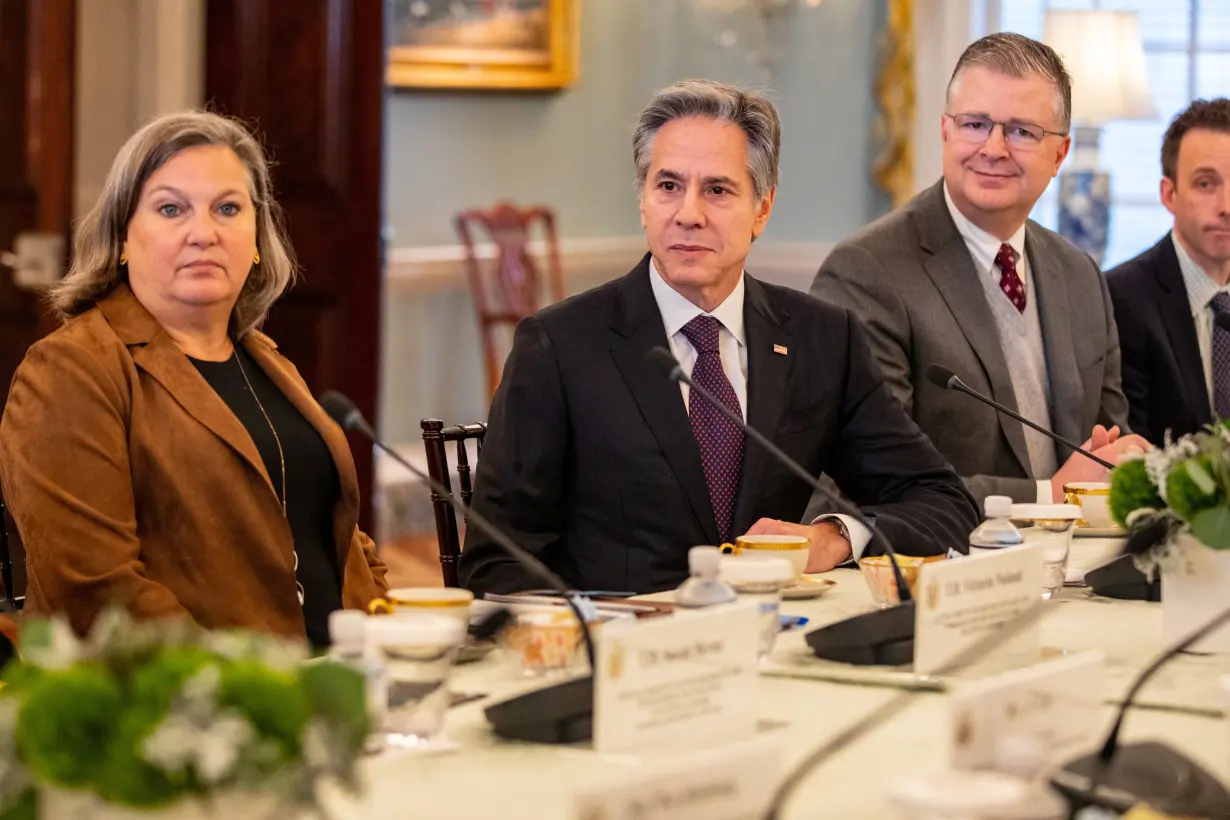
[1073,524,1125,538]
[781,577,836,600]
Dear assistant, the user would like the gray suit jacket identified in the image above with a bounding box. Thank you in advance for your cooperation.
[811,181,1129,504]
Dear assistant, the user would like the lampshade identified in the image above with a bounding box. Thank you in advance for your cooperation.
[1044,10,1156,126]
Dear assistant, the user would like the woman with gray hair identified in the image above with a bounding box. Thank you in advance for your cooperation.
[0,111,387,647]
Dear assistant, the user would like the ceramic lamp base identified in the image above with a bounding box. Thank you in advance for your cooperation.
[1057,168,1110,267]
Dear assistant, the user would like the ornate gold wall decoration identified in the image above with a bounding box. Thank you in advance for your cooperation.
[873,0,915,208]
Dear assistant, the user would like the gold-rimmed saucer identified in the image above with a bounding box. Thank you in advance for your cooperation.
[781,577,836,600]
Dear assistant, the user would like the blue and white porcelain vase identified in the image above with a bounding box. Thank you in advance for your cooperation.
[1057,126,1111,267]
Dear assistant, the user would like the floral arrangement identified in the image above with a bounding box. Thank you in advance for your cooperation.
[1110,421,1230,574]
[0,610,370,819]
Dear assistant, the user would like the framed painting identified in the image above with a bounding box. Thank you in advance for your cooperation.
[388,0,578,91]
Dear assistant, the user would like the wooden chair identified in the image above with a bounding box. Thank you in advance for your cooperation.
[0,484,25,611]
[454,202,565,400]
[421,418,488,588]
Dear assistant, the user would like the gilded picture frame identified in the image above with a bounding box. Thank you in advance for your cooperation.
[388,0,578,91]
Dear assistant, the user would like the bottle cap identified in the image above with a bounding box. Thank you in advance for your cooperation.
[984,495,1013,519]
[329,609,367,648]
[688,545,722,576]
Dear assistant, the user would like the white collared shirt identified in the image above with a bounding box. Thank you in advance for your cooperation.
[649,258,749,420]
[943,184,1054,503]
[1172,231,1230,412]
[648,258,872,557]
[943,183,1032,307]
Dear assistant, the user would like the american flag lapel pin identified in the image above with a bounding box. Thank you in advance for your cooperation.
[773,344,788,356]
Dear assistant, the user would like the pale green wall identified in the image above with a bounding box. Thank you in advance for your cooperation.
[383,0,887,247]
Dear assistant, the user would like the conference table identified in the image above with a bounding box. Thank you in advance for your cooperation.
[323,538,1230,818]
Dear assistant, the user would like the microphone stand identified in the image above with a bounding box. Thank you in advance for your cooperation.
[649,347,922,667]
[650,349,914,602]
[1050,601,1230,815]
[318,391,596,670]
[764,599,1053,819]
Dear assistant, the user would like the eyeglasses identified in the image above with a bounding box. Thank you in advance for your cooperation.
[945,113,1068,149]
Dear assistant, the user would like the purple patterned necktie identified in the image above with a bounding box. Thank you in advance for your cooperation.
[680,315,745,542]
[995,243,1026,313]
[1211,292,1230,419]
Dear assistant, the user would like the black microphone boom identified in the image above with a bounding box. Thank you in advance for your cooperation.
[647,346,918,666]
[924,364,1114,470]
[1050,601,1230,816]
[319,390,597,744]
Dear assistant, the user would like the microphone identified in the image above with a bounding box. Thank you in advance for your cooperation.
[319,390,597,743]
[1216,311,1230,334]
[766,598,1053,818]
[647,347,918,666]
[1049,601,1230,816]
[924,364,1114,470]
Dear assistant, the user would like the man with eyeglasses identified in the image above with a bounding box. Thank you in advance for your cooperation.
[811,32,1147,507]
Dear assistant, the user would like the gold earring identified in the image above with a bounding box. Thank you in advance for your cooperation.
[253,250,260,265]
[119,250,128,266]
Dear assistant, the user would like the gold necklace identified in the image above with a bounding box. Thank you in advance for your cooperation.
[234,347,304,606]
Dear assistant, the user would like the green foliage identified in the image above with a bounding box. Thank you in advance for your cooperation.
[1109,459,1163,527]
[299,662,371,759]
[15,667,122,788]
[1166,456,1224,520]
[0,788,37,820]
[0,611,369,812]
[217,661,310,764]
[1192,506,1230,550]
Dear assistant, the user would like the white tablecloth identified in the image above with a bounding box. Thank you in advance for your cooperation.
[319,537,1230,818]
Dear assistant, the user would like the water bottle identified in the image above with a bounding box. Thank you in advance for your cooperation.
[968,495,1024,556]
[675,546,737,607]
[328,609,388,753]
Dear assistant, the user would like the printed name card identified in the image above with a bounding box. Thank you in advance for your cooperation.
[593,601,760,754]
[950,650,1105,771]
[914,546,1044,675]
[573,735,782,820]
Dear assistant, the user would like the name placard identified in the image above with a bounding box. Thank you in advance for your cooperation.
[950,650,1105,771]
[914,546,1044,675]
[573,735,781,820]
[593,601,760,754]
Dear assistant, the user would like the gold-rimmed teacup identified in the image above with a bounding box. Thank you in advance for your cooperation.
[721,534,810,581]
[1063,481,1112,528]
[368,587,474,630]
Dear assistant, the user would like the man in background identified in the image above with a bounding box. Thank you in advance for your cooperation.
[1107,98,1230,444]
[460,79,978,595]
[813,32,1147,506]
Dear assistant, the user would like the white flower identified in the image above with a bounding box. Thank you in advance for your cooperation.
[139,664,256,786]
[1144,437,1200,504]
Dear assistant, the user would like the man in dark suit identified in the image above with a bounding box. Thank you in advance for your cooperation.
[813,33,1147,506]
[1106,98,1230,445]
[460,80,979,596]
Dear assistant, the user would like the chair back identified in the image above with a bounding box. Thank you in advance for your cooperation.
[454,202,564,400]
[0,484,25,610]
[421,418,487,587]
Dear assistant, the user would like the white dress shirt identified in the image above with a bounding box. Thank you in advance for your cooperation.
[648,259,872,557]
[1172,231,1230,412]
[943,185,1054,504]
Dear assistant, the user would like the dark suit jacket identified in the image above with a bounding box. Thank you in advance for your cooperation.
[1106,235,1212,445]
[812,181,1129,504]
[459,255,980,595]
[0,285,388,637]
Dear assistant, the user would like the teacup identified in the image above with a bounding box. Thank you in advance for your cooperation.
[1063,481,1113,528]
[723,534,810,581]
[368,587,474,630]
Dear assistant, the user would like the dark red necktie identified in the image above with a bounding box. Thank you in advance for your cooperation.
[995,243,1026,313]
[680,315,745,543]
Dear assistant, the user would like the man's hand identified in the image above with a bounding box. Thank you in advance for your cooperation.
[743,518,852,573]
[1049,424,1151,502]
